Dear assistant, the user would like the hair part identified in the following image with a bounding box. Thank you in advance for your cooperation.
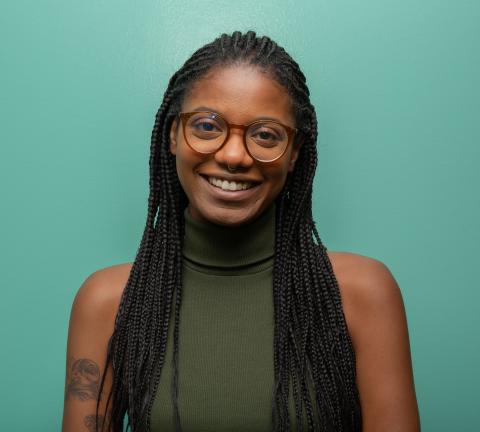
[97,30,362,431]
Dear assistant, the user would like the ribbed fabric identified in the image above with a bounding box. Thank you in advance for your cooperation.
[182,204,275,269]
[149,205,307,432]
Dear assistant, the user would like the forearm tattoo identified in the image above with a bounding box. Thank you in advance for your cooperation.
[84,414,105,432]
[65,357,101,401]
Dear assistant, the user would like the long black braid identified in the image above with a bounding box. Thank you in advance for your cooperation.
[96,30,362,432]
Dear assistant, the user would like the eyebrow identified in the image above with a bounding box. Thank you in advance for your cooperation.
[190,106,287,124]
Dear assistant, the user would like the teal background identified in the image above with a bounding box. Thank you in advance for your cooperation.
[1,0,479,430]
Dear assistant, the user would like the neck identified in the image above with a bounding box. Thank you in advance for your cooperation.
[182,205,276,269]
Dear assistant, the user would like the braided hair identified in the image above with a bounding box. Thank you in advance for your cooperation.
[97,30,362,432]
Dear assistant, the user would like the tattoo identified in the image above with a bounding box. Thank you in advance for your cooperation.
[65,358,100,401]
[84,414,105,432]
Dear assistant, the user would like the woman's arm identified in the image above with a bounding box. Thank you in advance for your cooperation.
[332,253,421,432]
[62,265,130,432]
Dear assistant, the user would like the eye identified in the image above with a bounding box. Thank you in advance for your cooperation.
[192,120,221,132]
[249,125,284,148]
[187,115,225,142]
[256,130,278,141]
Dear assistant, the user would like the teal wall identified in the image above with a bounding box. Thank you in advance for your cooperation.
[2,1,479,430]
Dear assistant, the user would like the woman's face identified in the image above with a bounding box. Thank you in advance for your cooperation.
[169,64,301,226]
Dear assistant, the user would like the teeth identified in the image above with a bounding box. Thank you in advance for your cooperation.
[207,176,253,191]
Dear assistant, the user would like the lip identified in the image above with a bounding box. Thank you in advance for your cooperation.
[199,173,262,184]
[198,174,261,200]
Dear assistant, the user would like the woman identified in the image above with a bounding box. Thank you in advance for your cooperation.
[62,31,420,431]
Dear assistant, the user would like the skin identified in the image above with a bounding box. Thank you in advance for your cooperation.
[170,65,301,226]
[62,64,420,431]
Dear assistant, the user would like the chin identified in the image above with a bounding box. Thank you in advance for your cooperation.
[198,205,261,227]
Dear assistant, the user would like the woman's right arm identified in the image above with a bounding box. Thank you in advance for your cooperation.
[62,264,131,432]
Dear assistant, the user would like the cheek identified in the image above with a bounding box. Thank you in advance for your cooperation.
[174,143,205,195]
[174,146,191,190]
[264,160,292,193]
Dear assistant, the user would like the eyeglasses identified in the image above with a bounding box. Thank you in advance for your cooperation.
[178,111,297,163]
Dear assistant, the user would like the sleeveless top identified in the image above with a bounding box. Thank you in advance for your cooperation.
[149,205,311,431]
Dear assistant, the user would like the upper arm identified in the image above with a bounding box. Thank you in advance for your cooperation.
[62,265,129,432]
[334,254,420,432]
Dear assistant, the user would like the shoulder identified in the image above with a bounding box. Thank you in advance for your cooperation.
[70,263,133,328]
[327,247,386,272]
[326,250,400,303]
[326,251,420,429]
[326,250,398,296]
[63,263,133,428]
[326,251,405,349]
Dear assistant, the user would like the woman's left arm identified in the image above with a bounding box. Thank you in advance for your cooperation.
[334,254,421,432]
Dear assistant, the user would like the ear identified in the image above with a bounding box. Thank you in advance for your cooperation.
[288,134,304,172]
[169,117,179,155]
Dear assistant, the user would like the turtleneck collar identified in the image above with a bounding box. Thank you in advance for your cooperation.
[182,205,275,269]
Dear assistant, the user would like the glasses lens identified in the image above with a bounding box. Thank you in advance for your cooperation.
[246,121,289,162]
[184,112,227,153]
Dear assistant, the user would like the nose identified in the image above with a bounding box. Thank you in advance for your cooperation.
[214,128,254,170]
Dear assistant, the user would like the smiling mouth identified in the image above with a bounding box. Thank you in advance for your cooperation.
[204,175,257,191]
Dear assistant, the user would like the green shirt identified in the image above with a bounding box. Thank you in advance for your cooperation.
[150,205,306,431]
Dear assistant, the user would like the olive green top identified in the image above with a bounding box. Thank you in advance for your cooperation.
[150,205,306,431]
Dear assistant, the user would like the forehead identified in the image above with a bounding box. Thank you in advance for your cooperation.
[181,64,295,125]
